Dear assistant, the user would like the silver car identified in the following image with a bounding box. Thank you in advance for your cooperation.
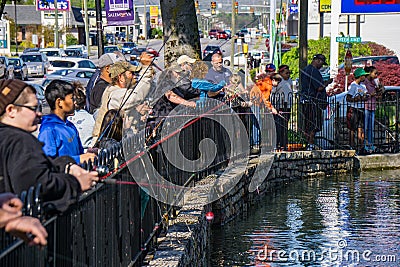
[42,68,96,88]
[20,52,50,77]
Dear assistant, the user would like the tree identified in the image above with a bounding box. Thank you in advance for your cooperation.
[160,0,201,65]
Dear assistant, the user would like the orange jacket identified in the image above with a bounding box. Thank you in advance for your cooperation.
[250,77,273,109]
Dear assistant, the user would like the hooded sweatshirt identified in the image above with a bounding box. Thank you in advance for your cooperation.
[38,113,84,163]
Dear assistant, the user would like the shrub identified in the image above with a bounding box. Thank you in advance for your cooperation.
[66,34,78,46]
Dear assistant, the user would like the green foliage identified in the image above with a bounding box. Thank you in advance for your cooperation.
[150,28,163,39]
[249,67,259,82]
[66,34,78,46]
[21,40,34,48]
[282,37,373,80]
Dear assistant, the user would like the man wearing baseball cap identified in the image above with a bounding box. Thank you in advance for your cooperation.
[89,53,126,113]
[300,53,333,150]
[0,79,98,213]
[346,67,370,151]
[92,57,154,143]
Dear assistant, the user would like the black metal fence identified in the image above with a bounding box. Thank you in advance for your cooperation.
[1,89,399,265]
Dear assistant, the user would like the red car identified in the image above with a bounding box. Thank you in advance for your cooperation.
[208,29,218,39]
[216,31,229,40]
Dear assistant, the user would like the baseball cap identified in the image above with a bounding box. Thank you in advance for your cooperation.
[265,63,276,72]
[313,54,327,65]
[177,55,196,65]
[353,67,369,78]
[98,53,125,68]
[169,63,184,73]
[0,80,33,115]
[109,61,142,79]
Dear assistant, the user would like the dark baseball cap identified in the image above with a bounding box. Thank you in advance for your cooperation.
[313,54,327,65]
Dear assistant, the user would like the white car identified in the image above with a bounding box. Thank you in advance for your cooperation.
[65,45,89,58]
[223,52,247,67]
[48,58,96,74]
[42,68,96,88]
[39,48,67,61]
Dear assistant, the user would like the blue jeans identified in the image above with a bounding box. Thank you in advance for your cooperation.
[364,109,375,145]
[251,105,261,146]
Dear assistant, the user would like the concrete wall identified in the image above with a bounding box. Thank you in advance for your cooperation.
[145,150,356,266]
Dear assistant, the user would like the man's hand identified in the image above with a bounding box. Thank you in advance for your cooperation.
[5,216,48,246]
[69,165,99,191]
[80,153,96,164]
[139,52,154,66]
[0,193,23,213]
[135,103,151,115]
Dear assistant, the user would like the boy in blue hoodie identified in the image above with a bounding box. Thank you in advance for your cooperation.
[38,80,96,163]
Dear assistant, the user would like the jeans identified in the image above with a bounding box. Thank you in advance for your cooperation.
[251,105,261,146]
[364,109,375,145]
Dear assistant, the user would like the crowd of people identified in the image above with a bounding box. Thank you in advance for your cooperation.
[0,48,386,247]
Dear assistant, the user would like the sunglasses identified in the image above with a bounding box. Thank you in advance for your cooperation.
[13,104,40,112]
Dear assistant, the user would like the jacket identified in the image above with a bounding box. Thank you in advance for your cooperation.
[38,114,84,163]
[250,77,274,110]
[0,123,82,213]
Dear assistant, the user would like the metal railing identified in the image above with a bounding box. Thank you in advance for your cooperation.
[1,90,399,265]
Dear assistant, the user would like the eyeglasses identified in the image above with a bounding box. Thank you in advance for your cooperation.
[13,104,40,112]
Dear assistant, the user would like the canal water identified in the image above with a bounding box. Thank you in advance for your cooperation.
[210,170,400,266]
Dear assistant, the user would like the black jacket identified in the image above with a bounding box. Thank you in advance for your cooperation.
[0,123,82,213]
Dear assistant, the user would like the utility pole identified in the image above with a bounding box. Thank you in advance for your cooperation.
[54,0,59,48]
[14,0,17,53]
[230,0,235,72]
[143,0,147,40]
[95,0,103,57]
[298,0,307,72]
[84,0,90,56]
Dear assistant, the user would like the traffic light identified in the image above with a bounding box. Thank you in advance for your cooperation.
[195,1,199,9]
[235,1,238,14]
[211,1,216,9]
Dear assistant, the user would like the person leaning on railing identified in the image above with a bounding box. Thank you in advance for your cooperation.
[0,80,99,214]
[346,68,370,152]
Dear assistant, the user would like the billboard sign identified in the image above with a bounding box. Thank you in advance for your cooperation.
[36,0,70,11]
[342,0,400,14]
[320,0,331,13]
[105,0,134,26]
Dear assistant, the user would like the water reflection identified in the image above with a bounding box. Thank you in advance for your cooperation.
[210,170,400,266]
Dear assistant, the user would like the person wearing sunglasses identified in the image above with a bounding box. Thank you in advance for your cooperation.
[0,79,98,214]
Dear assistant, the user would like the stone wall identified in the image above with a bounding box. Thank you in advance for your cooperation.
[145,150,356,266]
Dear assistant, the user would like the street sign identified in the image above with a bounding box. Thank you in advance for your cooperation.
[336,36,362,43]
[289,4,298,14]
[0,40,6,48]
[36,0,70,11]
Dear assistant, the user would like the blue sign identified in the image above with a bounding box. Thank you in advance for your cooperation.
[36,0,70,11]
[289,4,298,14]
[342,1,400,14]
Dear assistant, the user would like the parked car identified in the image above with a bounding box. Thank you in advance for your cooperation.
[65,45,88,58]
[202,45,223,58]
[42,68,95,88]
[222,52,247,66]
[225,29,232,39]
[208,29,218,39]
[104,45,120,54]
[39,48,67,61]
[48,58,96,74]
[23,47,40,54]
[64,49,83,58]
[20,52,50,77]
[121,42,137,54]
[216,30,229,40]
[0,56,15,79]
[29,83,47,112]
[8,57,28,80]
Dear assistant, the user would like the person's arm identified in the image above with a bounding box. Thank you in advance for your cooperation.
[0,194,22,228]
[164,91,196,108]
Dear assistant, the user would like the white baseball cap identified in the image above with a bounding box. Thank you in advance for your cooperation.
[177,55,196,65]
